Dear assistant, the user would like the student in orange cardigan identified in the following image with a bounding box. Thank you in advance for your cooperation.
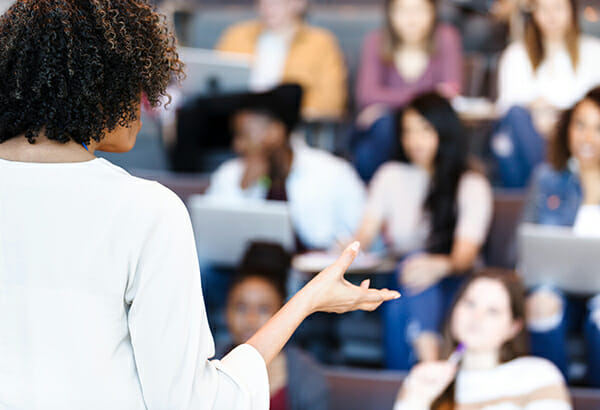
[216,0,348,120]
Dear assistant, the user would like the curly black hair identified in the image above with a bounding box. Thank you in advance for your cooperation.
[0,0,184,145]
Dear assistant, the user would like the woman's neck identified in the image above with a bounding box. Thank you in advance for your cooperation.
[269,145,294,182]
[397,39,428,53]
[543,37,567,56]
[579,164,600,205]
[264,19,300,39]
[0,134,97,163]
[413,161,435,176]
[461,350,500,371]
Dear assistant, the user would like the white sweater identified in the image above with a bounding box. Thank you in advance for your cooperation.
[497,36,600,111]
[0,157,268,409]
[395,357,571,410]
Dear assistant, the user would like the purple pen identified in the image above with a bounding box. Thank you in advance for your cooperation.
[448,343,466,365]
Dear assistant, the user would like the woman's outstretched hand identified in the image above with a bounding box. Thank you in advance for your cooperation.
[302,242,401,314]
[247,242,400,365]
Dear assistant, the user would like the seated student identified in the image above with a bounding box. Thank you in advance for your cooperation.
[352,0,463,180]
[521,87,600,386]
[491,0,600,188]
[206,84,366,251]
[351,93,493,368]
[216,0,347,120]
[219,242,330,410]
[394,269,572,410]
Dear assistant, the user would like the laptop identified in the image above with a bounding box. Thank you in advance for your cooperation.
[177,47,251,99]
[187,195,295,267]
[517,223,600,295]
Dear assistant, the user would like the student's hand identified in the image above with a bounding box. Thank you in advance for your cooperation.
[400,254,452,295]
[356,104,388,130]
[301,242,400,314]
[241,154,269,190]
[436,82,460,99]
[396,361,457,407]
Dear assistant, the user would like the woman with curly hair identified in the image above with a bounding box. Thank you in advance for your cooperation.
[0,1,399,409]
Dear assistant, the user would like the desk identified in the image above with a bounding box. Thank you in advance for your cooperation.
[292,251,396,276]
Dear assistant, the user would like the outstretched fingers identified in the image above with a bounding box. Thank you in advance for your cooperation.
[355,285,400,311]
[332,241,360,276]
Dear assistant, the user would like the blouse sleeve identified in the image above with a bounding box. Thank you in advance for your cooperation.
[304,31,348,118]
[333,161,367,236]
[124,183,269,410]
[216,23,247,54]
[364,164,394,222]
[496,43,534,111]
[436,24,463,93]
[454,172,493,245]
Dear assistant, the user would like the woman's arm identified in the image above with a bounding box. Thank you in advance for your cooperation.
[436,24,463,98]
[352,213,384,252]
[303,33,348,119]
[496,44,533,111]
[248,242,399,365]
[128,187,399,409]
[401,238,482,293]
[349,164,393,250]
[402,173,493,293]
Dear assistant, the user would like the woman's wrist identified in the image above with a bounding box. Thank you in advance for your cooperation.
[293,280,320,317]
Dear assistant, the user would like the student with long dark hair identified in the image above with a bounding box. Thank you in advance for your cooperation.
[394,270,571,410]
[491,0,600,187]
[521,87,600,386]
[351,93,493,367]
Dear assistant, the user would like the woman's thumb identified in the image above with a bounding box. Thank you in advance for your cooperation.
[333,241,360,275]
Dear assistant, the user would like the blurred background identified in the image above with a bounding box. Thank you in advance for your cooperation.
[92,0,600,408]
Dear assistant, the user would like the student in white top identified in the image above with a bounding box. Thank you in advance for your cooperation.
[207,85,366,251]
[394,269,572,410]
[0,2,400,409]
[497,0,600,112]
[491,0,600,188]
